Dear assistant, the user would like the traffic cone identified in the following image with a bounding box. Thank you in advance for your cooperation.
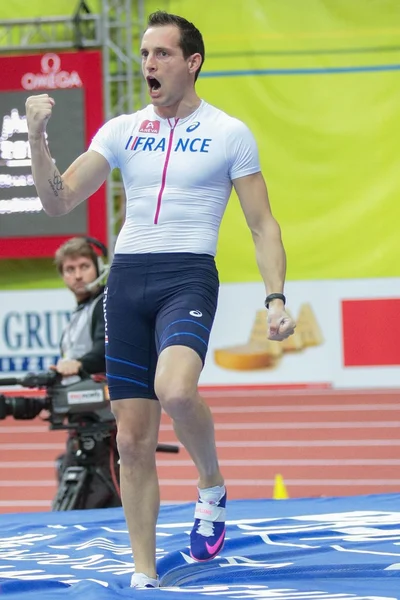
[273,473,289,499]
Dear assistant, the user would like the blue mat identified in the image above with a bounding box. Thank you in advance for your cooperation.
[0,494,399,599]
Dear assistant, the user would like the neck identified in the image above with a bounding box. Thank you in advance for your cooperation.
[154,92,201,120]
[75,291,92,303]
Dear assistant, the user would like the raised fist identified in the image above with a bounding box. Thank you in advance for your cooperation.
[25,93,55,139]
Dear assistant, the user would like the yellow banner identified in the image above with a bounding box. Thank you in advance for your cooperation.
[162,1,400,281]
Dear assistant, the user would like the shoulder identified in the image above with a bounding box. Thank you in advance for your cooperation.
[98,105,154,134]
[201,102,253,136]
[89,290,104,313]
[90,295,105,330]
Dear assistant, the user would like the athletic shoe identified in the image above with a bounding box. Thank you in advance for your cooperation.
[130,572,160,588]
[190,488,227,561]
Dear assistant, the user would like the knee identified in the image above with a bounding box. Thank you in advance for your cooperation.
[115,426,157,466]
[155,378,196,416]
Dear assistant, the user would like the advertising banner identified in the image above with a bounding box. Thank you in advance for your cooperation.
[201,278,400,389]
[0,289,74,374]
[0,50,106,257]
[1,280,400,389]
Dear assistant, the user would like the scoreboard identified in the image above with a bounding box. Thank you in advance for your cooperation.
[0,51,106,258]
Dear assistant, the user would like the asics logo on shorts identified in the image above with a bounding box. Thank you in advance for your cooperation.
[190,310,203,318]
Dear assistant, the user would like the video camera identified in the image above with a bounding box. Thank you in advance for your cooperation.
[0,370,179,510]
[0,370,115,433]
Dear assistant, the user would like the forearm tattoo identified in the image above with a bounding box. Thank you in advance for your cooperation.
[48,171,64,197]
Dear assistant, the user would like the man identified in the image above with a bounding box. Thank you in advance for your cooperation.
[26,10,296,588]
[53,237,106,378]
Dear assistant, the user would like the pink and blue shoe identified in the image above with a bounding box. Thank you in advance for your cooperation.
[190,486,227,561]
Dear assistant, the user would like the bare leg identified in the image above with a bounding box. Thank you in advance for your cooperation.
[155,345,226,562]
[111,397,161,578]
[155,346,224,489]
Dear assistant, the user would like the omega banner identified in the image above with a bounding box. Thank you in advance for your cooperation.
[1,280,400,389]
[0,51,106,257]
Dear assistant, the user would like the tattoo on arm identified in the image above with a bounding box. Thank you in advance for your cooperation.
[48,171,64,197]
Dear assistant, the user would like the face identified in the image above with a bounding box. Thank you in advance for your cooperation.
[61,255,97,300]
[141,24,200,109]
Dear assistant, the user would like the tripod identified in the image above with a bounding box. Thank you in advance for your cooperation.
[52,420,180,511]
[52,421,121,511]
[0,370,180,511]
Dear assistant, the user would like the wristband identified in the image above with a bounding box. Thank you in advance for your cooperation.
[265,293,286,309]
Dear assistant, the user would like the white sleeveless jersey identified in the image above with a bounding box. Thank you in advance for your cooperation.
[89,100,261,256]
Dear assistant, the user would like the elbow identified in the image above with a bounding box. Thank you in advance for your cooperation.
[39,177,79,217]
[40,198,74,217]
[250,215,282,241]
[42,205,69,217]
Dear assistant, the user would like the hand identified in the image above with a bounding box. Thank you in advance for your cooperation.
[25,93,55,139]
[51,358,82,377]
[267,304,296,341]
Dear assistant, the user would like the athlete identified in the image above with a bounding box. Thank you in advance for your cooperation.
[26,10,296,589]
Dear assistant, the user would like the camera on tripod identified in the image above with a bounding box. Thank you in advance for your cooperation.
[0,370,114,430]
[0,370,179,511]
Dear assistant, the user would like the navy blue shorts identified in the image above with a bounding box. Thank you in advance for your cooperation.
[103,253,219,400]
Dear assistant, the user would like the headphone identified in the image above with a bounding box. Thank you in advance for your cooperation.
[84,236,110,291]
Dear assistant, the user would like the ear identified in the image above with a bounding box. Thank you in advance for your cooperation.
[188,53,202,76]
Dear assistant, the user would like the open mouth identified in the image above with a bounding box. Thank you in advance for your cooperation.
[147,76,161,92]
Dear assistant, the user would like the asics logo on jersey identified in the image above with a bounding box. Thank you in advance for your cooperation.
[186,121,200,132]
[139,120,160,134]
[125,136,212,153]
[190,310,203,317]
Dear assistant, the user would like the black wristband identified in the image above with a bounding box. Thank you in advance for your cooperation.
[265,293,286,309]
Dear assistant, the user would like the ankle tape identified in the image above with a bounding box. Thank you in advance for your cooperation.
[194,501,226,522]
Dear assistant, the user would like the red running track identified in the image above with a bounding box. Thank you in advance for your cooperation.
[0,387,400,513]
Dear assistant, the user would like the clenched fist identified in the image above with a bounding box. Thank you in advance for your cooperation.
[25,93,55,140]
[267,306,296,341]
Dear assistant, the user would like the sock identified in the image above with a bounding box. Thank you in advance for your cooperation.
[130,572,160,588]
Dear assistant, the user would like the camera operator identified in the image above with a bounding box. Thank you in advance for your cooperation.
[53,237,106,379]
[52,237,121,509]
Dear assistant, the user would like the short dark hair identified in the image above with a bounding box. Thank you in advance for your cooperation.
[146,11,205,81]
